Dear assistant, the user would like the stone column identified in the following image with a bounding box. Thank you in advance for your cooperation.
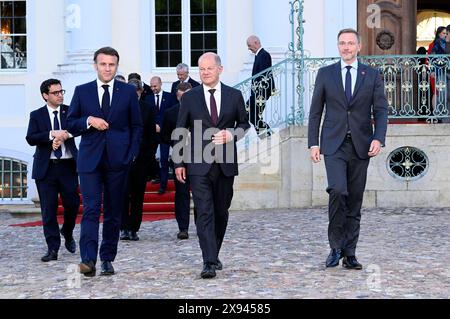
[58,0,112,72]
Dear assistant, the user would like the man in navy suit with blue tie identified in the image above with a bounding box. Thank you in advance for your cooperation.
[67,47,142,277]
[26,79,80,262]
[308,29,388,270]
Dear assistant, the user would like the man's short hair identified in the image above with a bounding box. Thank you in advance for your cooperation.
[115,74,126,82]
[128,78,143,91]
[447,25,450,33]
[176,82,192,92]
[337,28,362,43]
[93,47,120,63]
[176,63,189,73]
[40,78,61,95]
[128,72,141,81]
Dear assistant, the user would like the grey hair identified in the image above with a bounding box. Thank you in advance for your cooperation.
[176,63,189,72]
[198,52,222,66]
[128,78,143,91]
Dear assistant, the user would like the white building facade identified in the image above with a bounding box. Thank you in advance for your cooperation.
[0,0,356,204]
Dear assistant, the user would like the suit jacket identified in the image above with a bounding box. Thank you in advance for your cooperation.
[174,83,250,177]
[170,78,200,95]
[26,104,78,180]
[136,99,157,162]
[308,61,388,159]
[67,80,143,173]
[144,91,176,127]
[252,48,275,97]
[161,103,180,147]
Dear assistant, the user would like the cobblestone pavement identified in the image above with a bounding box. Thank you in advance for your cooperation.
[0,207,449,299]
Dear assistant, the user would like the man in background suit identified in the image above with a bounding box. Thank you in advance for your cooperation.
[170,63,200,96]
[174,52,250,279]
[161,82,196,240]
[120,78,157,242]
[146,76,176,194]
[128,73,151,101]
[26,78,80,262]
[246,35,274,137]
[67,47,142,277]
[308,29,388,270]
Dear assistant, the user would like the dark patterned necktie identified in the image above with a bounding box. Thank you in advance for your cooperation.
[53,110,62,158]
[209,89,218,126]
[345,66,352,104]
[102,84,110,117]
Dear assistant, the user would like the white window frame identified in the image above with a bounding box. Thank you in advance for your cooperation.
[0,0,26,72]
[152,0,217,70]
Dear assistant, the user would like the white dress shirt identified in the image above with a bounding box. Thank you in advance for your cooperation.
[97,78,114,106]
[340,59,358,95]
[202,83,221,118]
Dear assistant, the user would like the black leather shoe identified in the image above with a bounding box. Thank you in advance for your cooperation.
[157,187,166,194]
[41,250,58,262]
[129,231,139,241]
[200,263,216,279]
[326,249,343,267]
[64,237,76,254]
[120,230,130,240]
[79,261,96,277]
[177,230,189,240]
[215,259,223,271]
[100,261,115,276]
[342,256,363,270]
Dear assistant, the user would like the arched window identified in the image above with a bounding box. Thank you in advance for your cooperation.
[417,11,450,49]
[0,157,27,200]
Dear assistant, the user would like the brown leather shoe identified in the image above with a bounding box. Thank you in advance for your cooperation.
[79,261,96,277]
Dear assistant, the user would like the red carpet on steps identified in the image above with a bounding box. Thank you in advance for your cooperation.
[10,180,177,227]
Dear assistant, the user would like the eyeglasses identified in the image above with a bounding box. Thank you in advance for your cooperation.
[48,90,66,96]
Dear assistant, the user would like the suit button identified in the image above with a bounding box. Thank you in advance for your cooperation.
[347,111,351,114]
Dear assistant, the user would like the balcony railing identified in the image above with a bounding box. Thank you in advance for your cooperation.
[235,54,450,136]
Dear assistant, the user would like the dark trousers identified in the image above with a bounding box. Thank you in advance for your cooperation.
[35,159,79,252]
[159,143,170,189]
[247,92,270,133]
[324,137,370,257]
[122,159,148,232]
[174,171,197,231]
[79,152,129,264]
[190,163,234,264]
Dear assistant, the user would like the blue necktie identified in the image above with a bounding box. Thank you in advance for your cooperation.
[53,110,62,159]
[345,66,352,104]
[102,84,110,117]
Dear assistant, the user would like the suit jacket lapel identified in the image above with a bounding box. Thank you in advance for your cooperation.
[350,63,367,105]
[109,82,121,119]
[217,83,226,125]
[332,62,347,108]
[89,81,102,111]
[59,105,68,129]
[42,106,52,131]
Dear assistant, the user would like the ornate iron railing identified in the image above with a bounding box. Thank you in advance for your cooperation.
[235,54,450,136]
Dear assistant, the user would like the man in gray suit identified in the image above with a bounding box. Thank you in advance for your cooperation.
[308,28,388,270]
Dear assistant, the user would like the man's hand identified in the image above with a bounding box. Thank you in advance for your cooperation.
[212,130,233,145]
[175,167,186,184]
[51,130,70,141]
[368,140,382,157]
[310,147,321,163]
[88,116,109,131]
[52,138,62,150]
[156,124,161,133]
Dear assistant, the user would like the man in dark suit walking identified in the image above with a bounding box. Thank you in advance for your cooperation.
[170,63,200,96]
[161,82,195,240]
[26,78,80,262]
[120,78,157,242]
[174,52,250,279]
[146,76,176,194]
[246,35,274,137]
[67,47,143,277]
[308,29,388,270]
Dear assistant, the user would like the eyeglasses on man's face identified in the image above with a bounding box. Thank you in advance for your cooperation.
[48,90,66,96]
